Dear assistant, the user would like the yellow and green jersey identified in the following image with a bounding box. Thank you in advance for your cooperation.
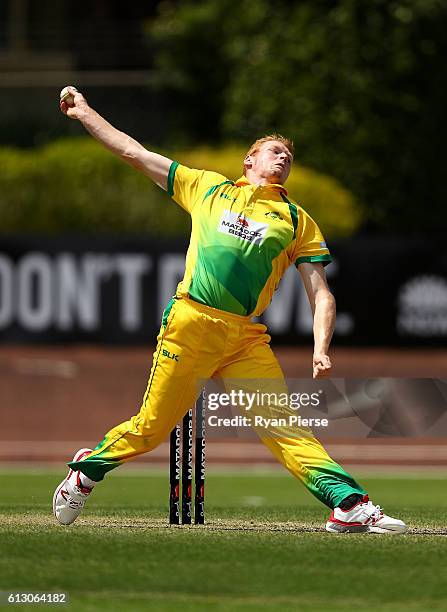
[167,162,331,317]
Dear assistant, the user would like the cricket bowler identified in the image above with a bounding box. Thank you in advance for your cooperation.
[53,87,407,534]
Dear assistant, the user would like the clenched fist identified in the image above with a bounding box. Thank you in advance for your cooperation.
[313,353,332,379]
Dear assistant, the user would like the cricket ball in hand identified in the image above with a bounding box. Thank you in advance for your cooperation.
[60,86,78,106]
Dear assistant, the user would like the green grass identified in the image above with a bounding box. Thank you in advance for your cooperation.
[1,467,446,611]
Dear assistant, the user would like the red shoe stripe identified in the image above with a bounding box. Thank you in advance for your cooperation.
[74,450,92,462]
[76,471,92,495]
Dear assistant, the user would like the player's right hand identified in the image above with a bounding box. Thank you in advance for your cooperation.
[312,353,332,379]
[60,87,88,120]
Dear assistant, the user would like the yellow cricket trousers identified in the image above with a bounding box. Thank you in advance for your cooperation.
[69,296,364,508]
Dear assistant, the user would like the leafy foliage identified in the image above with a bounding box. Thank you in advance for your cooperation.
[150,0,447,232]
[0,138,359,236]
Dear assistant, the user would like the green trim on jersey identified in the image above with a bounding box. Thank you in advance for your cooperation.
[203,180,234,202]
[167,161,179,197]
[280,193,298,239]
[295,254,332,267]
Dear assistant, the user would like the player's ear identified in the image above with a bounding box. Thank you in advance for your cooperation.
[244,154,254,171]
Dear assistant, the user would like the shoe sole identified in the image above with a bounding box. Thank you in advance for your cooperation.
[325,521,369,534]
[368,524,408,534]
[53,448,93,524]
[326,521,407,535]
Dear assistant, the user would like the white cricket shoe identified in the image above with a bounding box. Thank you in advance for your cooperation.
[53,448,93,525]
[326,495,407,534]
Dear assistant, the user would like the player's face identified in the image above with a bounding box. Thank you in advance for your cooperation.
[248,141,293,184]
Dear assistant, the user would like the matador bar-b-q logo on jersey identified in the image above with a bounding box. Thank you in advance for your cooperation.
[217,210,268,245]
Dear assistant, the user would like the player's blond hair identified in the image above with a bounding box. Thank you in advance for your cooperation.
[243,134,294,175]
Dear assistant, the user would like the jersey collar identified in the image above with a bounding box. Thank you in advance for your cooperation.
[234,176,288,196]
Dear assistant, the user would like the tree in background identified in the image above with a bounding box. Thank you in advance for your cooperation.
[151,0,447,233]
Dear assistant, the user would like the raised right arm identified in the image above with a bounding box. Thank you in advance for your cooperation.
[60,86,172,191]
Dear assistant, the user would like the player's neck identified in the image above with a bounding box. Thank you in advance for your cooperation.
[244,170,283,187]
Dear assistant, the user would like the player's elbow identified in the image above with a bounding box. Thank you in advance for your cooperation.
[121,136,144,167]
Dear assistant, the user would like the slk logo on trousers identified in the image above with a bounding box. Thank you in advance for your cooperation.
[163,349,179,361]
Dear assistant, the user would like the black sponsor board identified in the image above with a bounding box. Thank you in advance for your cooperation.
[0,235,446,346]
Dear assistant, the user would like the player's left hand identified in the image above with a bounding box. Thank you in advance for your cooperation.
[313,353,332,379]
